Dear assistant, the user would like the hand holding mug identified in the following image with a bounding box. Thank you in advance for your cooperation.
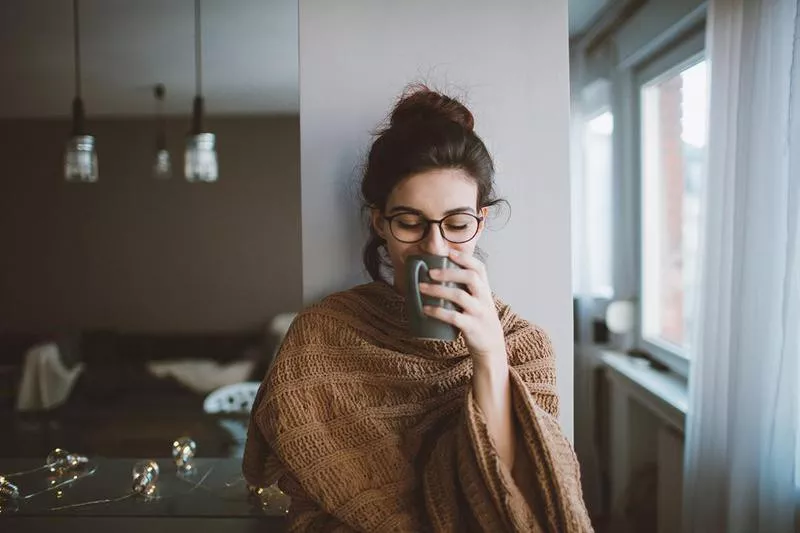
[418,250,506,367]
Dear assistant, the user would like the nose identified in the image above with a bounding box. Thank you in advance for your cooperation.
[419,223,450,256]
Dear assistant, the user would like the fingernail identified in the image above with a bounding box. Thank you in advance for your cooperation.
[428,269,439,279]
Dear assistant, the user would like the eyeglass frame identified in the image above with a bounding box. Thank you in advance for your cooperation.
[382,211,484,244]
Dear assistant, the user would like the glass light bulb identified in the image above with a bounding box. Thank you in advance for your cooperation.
[64,135,98,182]
[154,148,172,179]
[132,460,159,496]
[171,436,196,469]
[184,133,218,182]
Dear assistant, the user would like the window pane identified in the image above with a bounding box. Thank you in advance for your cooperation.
[640,59,707,355]
[572,107,614,298]
[582,110,614,297]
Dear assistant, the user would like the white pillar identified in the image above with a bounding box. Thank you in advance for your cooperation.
[298,0,574,437]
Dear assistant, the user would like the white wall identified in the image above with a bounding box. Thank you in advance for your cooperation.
[298,0,574,437]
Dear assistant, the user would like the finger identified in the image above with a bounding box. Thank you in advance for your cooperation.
[418,282,480,314]
[427,268,488,300]
[423,305,469,331]
[447,250,488,280]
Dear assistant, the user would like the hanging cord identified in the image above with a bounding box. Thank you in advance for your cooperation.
[73,0,81,98]
[21,463,99,501]
[4,464,52,478]
[190,0,205,134]
[194,0,202,97]
[155,84,166,149]
[49,492,135,512]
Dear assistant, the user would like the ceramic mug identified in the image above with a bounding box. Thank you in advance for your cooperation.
[405,254,464,341]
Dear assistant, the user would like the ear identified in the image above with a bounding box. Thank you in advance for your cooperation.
[475,206,489,237]
[371,208,388,240]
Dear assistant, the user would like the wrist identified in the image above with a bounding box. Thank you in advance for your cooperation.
[472,351,510,382]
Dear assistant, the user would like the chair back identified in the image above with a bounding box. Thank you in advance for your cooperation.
[203,381,261,414]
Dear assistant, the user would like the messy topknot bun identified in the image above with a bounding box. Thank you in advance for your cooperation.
[387,85,475,132]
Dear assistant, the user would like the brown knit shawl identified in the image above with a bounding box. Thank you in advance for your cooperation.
[243,281,592,532]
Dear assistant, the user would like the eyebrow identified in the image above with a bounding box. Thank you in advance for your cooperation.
[388,205,477,216]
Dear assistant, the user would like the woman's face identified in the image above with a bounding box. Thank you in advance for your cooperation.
[371,168,487,292]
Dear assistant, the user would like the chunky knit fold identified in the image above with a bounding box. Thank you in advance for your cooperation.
[243,281,592,532]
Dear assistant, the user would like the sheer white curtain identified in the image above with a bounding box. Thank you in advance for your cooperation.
[683,0,799,531]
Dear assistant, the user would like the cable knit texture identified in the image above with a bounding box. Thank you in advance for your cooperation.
[243,281,592,532]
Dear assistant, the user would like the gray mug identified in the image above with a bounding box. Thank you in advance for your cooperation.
[405,254,464,341]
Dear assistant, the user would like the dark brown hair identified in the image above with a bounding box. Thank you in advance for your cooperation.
[361,85,504,281]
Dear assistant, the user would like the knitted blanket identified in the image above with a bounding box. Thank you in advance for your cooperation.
[243,281,592,532]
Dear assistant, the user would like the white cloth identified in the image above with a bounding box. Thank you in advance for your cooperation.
[682,0,800,531]
[15,342,84,411]
[146,359,255,395]
[265,312,297,373]
[267,312,297,338]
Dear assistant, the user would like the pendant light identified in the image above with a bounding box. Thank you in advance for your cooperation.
[153,84,172,179]
[185,0,218,182]
[64,0,98,182]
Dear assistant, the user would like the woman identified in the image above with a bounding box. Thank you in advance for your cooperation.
[243,87,592,532]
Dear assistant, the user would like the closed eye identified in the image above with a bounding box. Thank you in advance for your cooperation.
[397,221,423,229]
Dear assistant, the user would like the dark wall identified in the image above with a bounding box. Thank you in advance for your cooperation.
[0,115,302,333]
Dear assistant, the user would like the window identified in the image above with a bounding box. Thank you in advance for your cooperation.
[639,57,708,363]
[572,79,614,299]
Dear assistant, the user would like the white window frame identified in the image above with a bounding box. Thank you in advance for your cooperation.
[631,29,706,377]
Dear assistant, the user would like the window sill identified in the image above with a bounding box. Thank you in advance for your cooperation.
[600,349,688,433]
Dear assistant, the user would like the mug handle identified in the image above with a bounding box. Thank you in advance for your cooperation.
[410,259,429,319]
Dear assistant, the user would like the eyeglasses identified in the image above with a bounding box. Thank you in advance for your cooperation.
[383,212,483,244]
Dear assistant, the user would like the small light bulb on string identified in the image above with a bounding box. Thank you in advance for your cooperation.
[171,436,197,474]
[46,448,89,475]
[0,475,20,513]
[1,451,98,508]
[48,460,160,512]
[131,460,160,499]
[2,447,89,479]
[0,446,95,510]
[248,483,291,516]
